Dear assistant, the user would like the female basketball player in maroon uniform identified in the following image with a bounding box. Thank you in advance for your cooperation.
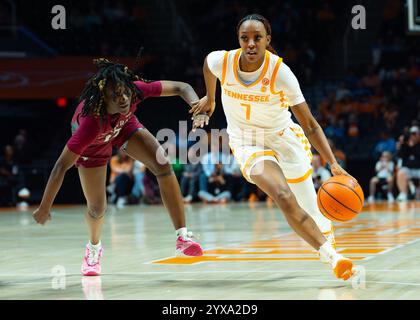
[33,58,204,276]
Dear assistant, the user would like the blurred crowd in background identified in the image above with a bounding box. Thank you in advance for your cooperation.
[0,0,419,207]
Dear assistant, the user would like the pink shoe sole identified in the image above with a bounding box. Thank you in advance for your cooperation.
[176,242,204,257]
[82,270,101,276]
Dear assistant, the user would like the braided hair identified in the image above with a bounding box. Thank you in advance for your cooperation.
[236,14,278,56]
[78,52,147,121]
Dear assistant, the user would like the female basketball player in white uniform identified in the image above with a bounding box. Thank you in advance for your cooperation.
[191,14,356,280]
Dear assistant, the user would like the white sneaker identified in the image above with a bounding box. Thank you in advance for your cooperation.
[387,193,395,203]
[183,195,193,203]
[116,197,126,209]
[397,192,408,202]
[331,254,354,281]
[409,182,416,195]
[319,249,355,281]
[367,195,375,204]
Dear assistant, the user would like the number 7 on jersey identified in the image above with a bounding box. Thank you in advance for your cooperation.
[240,103,251,120]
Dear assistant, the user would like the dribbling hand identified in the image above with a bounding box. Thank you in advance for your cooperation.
[330,162,357,182]
[33,207,52,225]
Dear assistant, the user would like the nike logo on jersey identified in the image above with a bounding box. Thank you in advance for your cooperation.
[226,83,237,86]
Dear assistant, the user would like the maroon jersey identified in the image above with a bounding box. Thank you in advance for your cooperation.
[67,81,162,168]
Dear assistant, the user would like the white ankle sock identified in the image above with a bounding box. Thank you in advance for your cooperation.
[89,241,102,249]
[176,227,188,239]
[318,241,338,263]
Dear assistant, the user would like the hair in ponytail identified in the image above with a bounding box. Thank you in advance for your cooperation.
[236,14,278,55]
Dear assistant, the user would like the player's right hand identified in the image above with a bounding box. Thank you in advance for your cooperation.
[330,162,358,183]
[33,207,51,225]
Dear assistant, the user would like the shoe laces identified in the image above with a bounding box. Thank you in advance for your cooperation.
[185,231,200,241]
[87,246,101,266]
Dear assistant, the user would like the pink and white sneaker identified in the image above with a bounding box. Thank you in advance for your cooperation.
[81,244,103,276]
[176,233,203,257]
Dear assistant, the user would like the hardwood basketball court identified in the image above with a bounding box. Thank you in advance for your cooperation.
[0,201,419,300]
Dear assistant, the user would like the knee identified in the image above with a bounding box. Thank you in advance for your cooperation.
[87,204,107,219]
[153,163,174,178]
[272,188,297,211]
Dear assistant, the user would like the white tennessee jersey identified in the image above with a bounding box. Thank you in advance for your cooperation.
[208,49,305,140]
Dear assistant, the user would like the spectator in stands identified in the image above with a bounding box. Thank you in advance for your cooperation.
[225,151,249,202]
[0,145,18,206]
[167,140,183,181]
[326,139,346,169]
[14,129,30,164]
[361,66,381,90]
[347,113,360,140]
[324,117,345,143]
[335,82,351,102]
[373,131,397,159]
[108,150,134,208]
[180,148,202,203]
[318,91,337,125]
[198,164,231,204]
[396,126,420,201]
[312,154,331,192]
[344,68,360,90]
[382,104,399,135]
[198,135,228,199]
[368,151,395,203]
[142,168,161,204]
[131,160,146,204]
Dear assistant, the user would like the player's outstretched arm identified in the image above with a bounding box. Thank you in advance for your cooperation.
[33,146,79,225]
[159,80,208,130]
[189,56,217,118]
[290,102,354,179]
[159,80,199,107]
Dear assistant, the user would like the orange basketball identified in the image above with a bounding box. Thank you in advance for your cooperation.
[317,175,364,222]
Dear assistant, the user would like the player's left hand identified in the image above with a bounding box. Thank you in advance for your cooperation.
[192,113,209,132]
[330,162,358,182]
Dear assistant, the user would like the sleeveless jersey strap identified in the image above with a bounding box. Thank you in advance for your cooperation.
[220,51,230,86]
[270,57,283,95]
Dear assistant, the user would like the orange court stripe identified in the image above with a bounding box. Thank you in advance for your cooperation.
[270,57,283,94]
[205,249,317,255]
[220,51,229,86]
[233,49,270,88]
[286,168,313,183]
[340,248,385,254]
[243,244,311,249]
[152,256,366,265]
